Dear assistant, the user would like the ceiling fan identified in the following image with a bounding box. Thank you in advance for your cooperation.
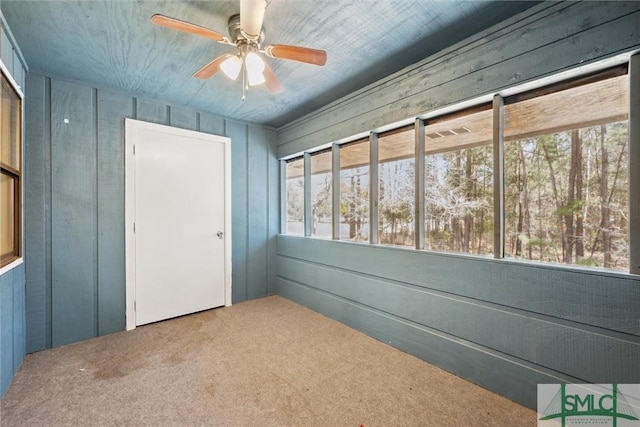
[151,0,327,98]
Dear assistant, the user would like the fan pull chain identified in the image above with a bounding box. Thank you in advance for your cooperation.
[242,59,247,101]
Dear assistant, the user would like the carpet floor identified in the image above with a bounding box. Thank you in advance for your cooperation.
[1,295,535,426]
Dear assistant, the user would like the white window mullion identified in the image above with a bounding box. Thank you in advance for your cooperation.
[369,132,379,245]
[629,54,640,275]
[493,94,505,259]
[303,152,312,237]
[279,160,286,234]
[331,144,340,240]
[415,119,425,250]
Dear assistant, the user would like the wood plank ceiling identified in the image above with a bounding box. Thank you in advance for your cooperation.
[1,0,540,128]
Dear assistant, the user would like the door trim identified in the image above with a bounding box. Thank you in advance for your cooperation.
[124,118,232,331]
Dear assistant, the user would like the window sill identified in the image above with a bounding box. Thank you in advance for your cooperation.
[0,257,23,277]
[279,234,639,279]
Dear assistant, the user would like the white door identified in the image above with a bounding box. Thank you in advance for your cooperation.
[125,119,231,328]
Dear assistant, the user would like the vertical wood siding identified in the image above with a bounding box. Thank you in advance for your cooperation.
[50,81,97,347]
[266,131,279,295]
[247,125,268,300]
[96,91,132,336]
[0,15,28,397]
[274,1,640,410]
[24,73,278,351]
[0,264,26,397]
[226,120,249,303]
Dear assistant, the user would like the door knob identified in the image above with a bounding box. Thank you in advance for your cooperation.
[217,231,224,239]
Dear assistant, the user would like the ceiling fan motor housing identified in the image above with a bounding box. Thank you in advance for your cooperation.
[228,14,264,50]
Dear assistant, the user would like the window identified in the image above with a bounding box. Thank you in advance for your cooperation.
[280,64,635,274]
[379,126,415,247]
[503,69,629,271]
[310,149,332,238]
[339,138,370,242]
[0,71,22,268]
[285,157,304,236]
[424,105,493,255]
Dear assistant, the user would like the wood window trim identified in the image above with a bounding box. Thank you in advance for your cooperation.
[0,67,23,269]
[0,168,21,267]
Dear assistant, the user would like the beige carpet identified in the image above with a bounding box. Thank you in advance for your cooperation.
[1,296,535,426]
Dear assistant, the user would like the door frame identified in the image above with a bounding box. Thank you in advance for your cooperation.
[124,118,232,331]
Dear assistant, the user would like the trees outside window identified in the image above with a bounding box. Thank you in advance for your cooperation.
[339,139,369,242]
[285,157,304,236]
[424,106,493,255]
[379,127,415,247]
[281,67,631,273]
[504,72,629,271]
[310,150,332,238]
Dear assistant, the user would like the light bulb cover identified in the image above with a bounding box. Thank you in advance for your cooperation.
[245,52,266,86]
[220,55,242,80]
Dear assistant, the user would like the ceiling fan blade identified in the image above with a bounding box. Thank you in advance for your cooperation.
[240,0,266,40]
[151,14,225,42]
[264,44,327,66]
[193,54,232,80]
[263,62,285,94]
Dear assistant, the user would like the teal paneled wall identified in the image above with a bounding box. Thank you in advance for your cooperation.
[0,11,28,398]
[275,2,640,410]
[24,72,279,351]
[0,263,26,397]
[276,237,640,409]
[0,20,26,90]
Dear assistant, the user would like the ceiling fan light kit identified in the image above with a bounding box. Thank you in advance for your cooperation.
[245,52,266,86]
[220,55,242,81]
[150,0,327,98]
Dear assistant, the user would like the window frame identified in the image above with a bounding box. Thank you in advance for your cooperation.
[283,155,305,236]
[500,65,630,270]
[279,57,639,276]
[376,124,416,248]
[309,148,333,239]
[421,103,494,256]
[337,137,372,243]
[0,62,23,270]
